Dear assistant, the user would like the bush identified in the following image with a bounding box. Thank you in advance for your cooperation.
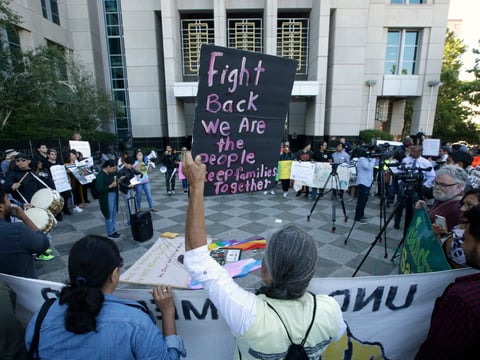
[359,129,393,144]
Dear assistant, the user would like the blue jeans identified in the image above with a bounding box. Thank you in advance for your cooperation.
[135,182,153,209]
[105,192,117,235]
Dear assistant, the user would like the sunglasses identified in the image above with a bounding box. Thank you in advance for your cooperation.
[16,158,28,162]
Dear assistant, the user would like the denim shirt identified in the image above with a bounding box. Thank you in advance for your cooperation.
[25,294,186,359]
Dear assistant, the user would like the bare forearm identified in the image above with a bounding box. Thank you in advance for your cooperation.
[185,186,207,251]
[161,310,177,336]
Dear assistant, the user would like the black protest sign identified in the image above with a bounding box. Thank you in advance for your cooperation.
[192,44,297,196]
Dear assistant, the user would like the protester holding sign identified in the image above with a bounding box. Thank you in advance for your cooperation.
[438,189,480,268]
[25,235,186,359]
[415,205,480,359]
[182,151,346,359]
[279,144,295,197]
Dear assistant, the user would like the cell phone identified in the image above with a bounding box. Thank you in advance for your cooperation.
[434,215,447,230]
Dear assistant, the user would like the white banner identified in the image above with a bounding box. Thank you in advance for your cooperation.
[49,165,72,192]
[293,163,351,191]
[2,268,478,359]
[290,161,315,182]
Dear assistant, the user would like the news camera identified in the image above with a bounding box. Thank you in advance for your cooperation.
[353,142,392,159]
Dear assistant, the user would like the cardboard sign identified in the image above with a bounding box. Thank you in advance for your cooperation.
[422,138,441,157]
[192,44,297,196]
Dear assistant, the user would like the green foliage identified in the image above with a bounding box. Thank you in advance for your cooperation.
[359,129,393,144]
[433,30,480,144]
[0,2,118,141]
[0,0,21,26]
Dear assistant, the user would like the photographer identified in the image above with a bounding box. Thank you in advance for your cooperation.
[393,145,436,230]
[353,147,376,224]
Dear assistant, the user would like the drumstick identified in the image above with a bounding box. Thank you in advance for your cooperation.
[17,172,29,185]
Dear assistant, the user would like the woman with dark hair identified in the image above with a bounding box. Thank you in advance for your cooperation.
[133,150,157,212]
[25,235,186,359]
[435,188,480,268]
[182,151,345,359]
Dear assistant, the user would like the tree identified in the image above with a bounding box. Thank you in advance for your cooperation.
[0,0,117,140]
[433,30,480,144]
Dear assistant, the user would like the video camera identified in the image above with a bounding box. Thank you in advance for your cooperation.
[353,142,392,159]
[391,164,432,184]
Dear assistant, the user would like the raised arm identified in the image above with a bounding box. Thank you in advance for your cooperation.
[181,151,207,251]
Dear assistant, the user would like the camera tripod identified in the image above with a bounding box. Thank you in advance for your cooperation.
[344,157,388,248]
[307,163,348,233]
[352,178,420,277]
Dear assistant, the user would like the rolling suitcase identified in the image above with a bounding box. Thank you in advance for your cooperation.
[127,196,154,242]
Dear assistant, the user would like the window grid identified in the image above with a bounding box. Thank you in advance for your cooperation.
[40,0,60,25]
[384,29,419,75]
[227,18,263,53]
[103,0,130,139]
[277,17,309,75]
[181,19,214,77]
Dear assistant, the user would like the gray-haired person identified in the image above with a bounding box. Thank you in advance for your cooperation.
[182,151,346,359]
[417,165,468,234]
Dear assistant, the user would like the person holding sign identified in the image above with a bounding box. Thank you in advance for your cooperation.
[279,144,295,197]
[182,151,345,359]
[25,235,186,359]
[133,150,157,212]
[295,144,314,197]
[415,205,480,359]
[95,160,122,240]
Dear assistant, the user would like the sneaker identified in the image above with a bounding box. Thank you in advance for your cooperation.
[108,232,123,240]
[356,217,369,225]
[168,191,172,196]
[73,206,83,214]
[263,191,268,195]
[296,191,301,197]
[270,190,275,195]
[283,192,288,197]
[150,208,158,212]
[45,248,53,255]
[35,254,55,261]
[171,190,175,194]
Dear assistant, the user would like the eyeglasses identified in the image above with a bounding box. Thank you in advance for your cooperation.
[16,158,28,162]
[433,181,457,189]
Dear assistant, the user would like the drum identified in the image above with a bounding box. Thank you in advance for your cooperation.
[30,188,64,216]
[24,207,57,233]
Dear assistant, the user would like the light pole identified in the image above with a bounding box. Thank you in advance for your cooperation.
[366,80,377,129]
[426,80,443,135]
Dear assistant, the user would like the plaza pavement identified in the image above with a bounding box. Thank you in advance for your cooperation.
[35,169,403,290]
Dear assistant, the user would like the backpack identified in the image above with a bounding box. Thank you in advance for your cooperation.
[266,292,317,360]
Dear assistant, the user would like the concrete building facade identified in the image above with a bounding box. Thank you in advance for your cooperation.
[6,0,450,149]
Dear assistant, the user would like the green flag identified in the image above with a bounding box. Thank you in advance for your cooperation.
[400,207,451,274]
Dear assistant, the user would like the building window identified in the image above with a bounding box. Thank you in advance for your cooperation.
[390,0,424,3]
[40,0,60,25]
[227,16,263,53]
[180,16,214,78]
[384,30,419,75]
[277,16,309,75]
[103,0,130,141]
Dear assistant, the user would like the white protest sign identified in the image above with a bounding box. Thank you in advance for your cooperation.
[69,140,91,158]
[422,138,441,157]
[49,165,72,192]
[290,161,315,182]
